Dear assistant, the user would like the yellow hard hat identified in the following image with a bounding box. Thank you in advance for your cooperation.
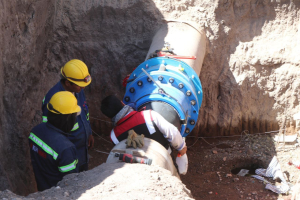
[47,91,81,115]
[61,59,92,87]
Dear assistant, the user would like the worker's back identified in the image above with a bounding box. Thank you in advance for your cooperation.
[29,123,78,191]
[111,110,170,149]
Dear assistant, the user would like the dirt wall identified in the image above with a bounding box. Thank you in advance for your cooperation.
[0,0,56,194]
[0,0,300,195]
[197,0,300,136]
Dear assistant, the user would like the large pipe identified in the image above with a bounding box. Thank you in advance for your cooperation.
[106,138,180,178]
[123,21,206,137]
[146,21,206,75]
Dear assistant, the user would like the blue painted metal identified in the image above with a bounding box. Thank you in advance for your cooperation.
[123,57,203,137]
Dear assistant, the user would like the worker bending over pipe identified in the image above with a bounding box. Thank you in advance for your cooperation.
[101,95,188,175]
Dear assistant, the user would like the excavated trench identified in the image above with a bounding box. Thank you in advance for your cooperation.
[0,0,300,198]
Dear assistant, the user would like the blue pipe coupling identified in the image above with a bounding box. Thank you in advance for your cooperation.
[123,57,203,137]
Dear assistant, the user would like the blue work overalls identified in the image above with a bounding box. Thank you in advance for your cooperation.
[42,81,92,170]
[29,123,79,191]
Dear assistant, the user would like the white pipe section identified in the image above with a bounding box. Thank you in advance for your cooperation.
[145,21,206,76]
[106,138,180,178]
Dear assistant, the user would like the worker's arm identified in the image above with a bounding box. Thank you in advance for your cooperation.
[151,110,188,174]
[88,135,94,149]
[81,92,94,149]
[150,110,186,154]
[41,95,51,123]
[57,147,79,175]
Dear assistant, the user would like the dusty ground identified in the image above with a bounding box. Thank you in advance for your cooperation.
[0,128,299,199]
[88,129,300,200]
[1,164,193,200]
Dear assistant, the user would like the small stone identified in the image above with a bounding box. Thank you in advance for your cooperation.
[56,186,61,189]
[64,191,70,197]
[212,150,218,154]
[226,174,232,177]
[233,178,239,182]
[247,149,254,155]
[223,157,227,161]
[208,191,213,194]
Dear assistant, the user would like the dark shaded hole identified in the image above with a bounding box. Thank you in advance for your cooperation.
[216,143,232,149]
[231,163,264,175]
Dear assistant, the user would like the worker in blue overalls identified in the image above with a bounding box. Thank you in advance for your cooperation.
[29,91,81,191]
[42,59,94,172]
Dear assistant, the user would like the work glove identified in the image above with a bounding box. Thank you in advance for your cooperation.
[176,153,188,175]
[126,130,144,149]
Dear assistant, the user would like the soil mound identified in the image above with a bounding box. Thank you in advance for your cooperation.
[0,163,192,200]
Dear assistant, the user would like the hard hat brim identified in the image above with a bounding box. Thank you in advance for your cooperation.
[68,78,92,87]
[74,105,81,114]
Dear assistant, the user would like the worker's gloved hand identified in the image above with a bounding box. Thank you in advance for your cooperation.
[126,130,144,148]
[176,153,188,175]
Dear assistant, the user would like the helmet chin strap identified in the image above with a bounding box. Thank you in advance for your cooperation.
[47,103,62,114]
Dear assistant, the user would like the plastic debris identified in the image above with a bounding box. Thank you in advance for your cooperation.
[251,156,290,194]
[274,134,297,143]
[237,169,249,176]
